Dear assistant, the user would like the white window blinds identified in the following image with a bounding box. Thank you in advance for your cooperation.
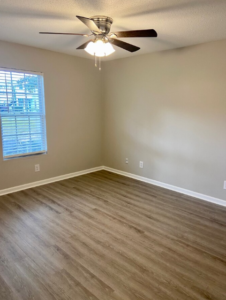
[0,68,47,159]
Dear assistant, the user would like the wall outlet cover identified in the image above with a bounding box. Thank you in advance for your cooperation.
[35,164,40,172]
[139,161,143,168]
[224,181,226,189]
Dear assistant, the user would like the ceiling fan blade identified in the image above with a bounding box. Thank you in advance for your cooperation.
[109,38,140,52]
[76,40,93,50]
[39,32,88,36]
[113,29,157,38]
[76,15,101,34]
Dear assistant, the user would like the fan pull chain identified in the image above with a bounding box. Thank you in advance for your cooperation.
[94,53,97,67]
[94,55,101,71]
[99,56,101,71]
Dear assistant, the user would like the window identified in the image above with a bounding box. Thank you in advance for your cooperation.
[0,68,47,159]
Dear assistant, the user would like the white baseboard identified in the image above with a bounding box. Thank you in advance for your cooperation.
[0,166,104,196]
[1,165,225,208]
[103,166,226,207]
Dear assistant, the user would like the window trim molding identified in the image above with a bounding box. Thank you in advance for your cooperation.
[4,150,47,161]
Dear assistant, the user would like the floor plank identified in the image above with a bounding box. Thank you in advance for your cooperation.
[0,170,226,299]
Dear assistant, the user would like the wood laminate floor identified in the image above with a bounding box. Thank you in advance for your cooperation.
[0,170,226,300]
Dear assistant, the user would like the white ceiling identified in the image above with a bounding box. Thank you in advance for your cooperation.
[0,0,226,61]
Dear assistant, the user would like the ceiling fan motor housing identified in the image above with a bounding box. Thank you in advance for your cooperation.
[91,15,113,35]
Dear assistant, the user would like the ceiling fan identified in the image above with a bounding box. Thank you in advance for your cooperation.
[40,15,158,69]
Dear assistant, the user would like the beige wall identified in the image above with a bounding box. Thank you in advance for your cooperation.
[1,39,226,201]
[0,41,102,190]
[102,40,226,200]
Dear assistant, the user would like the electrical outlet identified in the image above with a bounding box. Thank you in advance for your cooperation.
[125,158,129,164]
[35,164,40,172]
[139,161,143,168]
[224,181,226,189]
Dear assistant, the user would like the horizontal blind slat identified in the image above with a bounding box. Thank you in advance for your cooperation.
[0,69,47,159]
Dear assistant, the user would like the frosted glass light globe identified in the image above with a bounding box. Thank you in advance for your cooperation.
[85,40,115,57]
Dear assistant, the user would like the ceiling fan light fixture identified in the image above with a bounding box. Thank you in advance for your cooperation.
[85,40,115,57]
[104,42,115,56]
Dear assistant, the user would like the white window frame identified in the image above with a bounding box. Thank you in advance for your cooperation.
[0,67,48,160]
